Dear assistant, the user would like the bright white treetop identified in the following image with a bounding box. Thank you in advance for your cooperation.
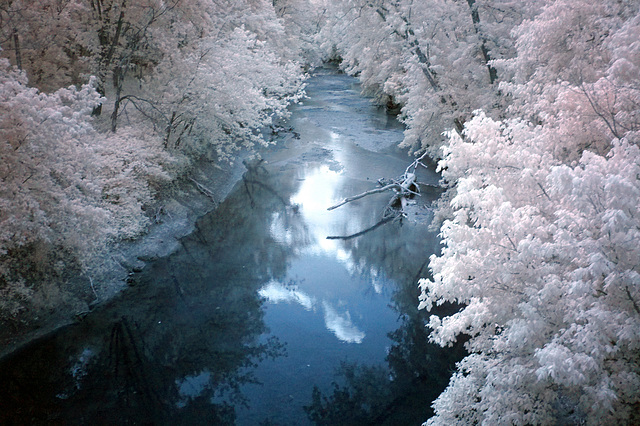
[0,57,174,314]
[415,0,640,423]
[420,114,640,424]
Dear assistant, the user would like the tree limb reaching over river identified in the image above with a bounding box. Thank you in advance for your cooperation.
[328,152,433,223]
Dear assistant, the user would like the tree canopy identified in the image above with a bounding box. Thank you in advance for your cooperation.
[1,0,639,423]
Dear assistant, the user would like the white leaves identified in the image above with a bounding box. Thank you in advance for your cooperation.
[0,60,173,311]
[535,343,598,386]
[141,23,305,161]
[422,111,640,423]
[0,0,307,321]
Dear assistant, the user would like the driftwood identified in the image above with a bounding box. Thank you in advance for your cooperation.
[328,152,431,215]
[328,183,406,211]
[328,175,420,212]
[326,153,435,239]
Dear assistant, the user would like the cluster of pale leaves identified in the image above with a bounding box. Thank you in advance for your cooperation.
[420,115,640,424]
[0,58,174,315]
[418,0,640,424]
[142,26,306,161]
[318,0,405,98]
[318,0,540,156]
[1,0,309,160]
[0,0,309,318]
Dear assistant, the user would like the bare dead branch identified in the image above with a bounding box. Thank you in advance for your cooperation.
[328,183,403,210]
[326,216,395,240]
[537,182,552,201]
[626,286,640,315]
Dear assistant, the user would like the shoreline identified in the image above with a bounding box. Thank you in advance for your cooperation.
[0,148,262,360]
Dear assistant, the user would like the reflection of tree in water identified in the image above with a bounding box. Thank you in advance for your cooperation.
[0,161,305,424]
[305,305,465,425]
[305,190,466,424]
[105,316,168,421]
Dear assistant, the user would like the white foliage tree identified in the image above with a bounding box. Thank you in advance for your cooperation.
[418,0,640,423]
[318,0,542,156]
[0,57,173,317]
[136,25,305,161]
[419,113,640,424]
[0,0,307,323]
[497,0,640,160]
[273,0,327,66]
[0,0,91,91]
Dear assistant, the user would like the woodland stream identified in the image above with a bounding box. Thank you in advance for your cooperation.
[0,66,464,425]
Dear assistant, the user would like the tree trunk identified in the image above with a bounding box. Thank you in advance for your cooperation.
[12,28,22,70]
[466,0,498,84]
[93,0,127,117]
[374,5,465,136]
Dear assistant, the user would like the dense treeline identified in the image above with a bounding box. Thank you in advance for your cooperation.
[0,0,321,326]
[318,0,640,424]
[1,0,639,423]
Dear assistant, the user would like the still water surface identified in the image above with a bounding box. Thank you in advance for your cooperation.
[0,66,463,425]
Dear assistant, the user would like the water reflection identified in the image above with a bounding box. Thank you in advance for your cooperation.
[322,301,365,344]
[260,160,386,348]
[301,180,466,425]
[0,66,460,425]
[288,164,346,256]
[0,162,302,424]
[302,218,467,425]
[259,280,315,311]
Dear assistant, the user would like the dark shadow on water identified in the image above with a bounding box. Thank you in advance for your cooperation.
[0,162,301,424]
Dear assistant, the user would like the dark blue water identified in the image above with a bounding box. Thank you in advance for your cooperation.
[0,66,464,425]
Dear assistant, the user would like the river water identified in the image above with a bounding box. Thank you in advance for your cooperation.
[0,66,464,425]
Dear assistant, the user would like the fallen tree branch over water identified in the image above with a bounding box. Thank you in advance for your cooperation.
[328,183,406,211]
[327,153,437,239]
[328,152,431,215]
[327,216,396,240]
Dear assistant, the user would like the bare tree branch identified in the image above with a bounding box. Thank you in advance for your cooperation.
[328,183,404,211]
[326,216,395,240]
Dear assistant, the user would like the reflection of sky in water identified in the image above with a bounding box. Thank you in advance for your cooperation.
[263,161,378,345]
[322,301,365,344]
[175,371,211,408]
[246,253,399,425]
[251,144,402,425]
[240,68,417,425]
[259,280,315,311]
[259,279,366,344]
[289,164,348,256]
[269,162,363,271]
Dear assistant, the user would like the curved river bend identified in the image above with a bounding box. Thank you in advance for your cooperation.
[0,66,464,425]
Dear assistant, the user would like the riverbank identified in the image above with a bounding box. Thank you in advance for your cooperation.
[0,122,307,361]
